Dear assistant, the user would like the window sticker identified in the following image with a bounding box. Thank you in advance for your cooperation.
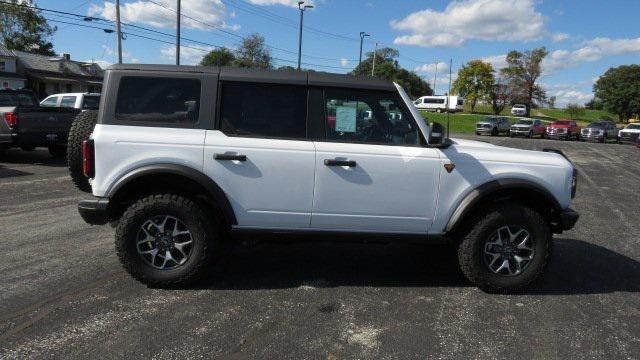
[335,106,357,133]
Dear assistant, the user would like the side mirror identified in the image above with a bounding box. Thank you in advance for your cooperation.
[429,122,445,145]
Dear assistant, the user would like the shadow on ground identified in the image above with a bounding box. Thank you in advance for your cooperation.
[190,238,639,295]
[0,148,65,167]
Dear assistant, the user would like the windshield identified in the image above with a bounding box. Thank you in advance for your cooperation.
[554,120,571,125]
[588,122,605,128]
[82,95,100,110]
[627,124,640,130]
[0,92,37,107]
[394,83,430,139]
[483,117,497,123]
[513,105,525,109]
[516,119,533,125]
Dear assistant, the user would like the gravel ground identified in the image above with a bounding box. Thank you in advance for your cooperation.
[0,136,639,359]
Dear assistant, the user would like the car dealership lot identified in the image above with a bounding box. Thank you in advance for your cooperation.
[0,137,639,359]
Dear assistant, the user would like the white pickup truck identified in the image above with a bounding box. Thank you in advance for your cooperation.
[71,65,579,292]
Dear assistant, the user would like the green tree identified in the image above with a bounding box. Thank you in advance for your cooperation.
[594,65,640,122]
[232,33,272,69]
[351,47,432,99]
[199,47,235,67]
[0,0,56,55]
[500,47,548,116]
[452,60,495,113]
[565,103,585,120]
[488,78,511,115]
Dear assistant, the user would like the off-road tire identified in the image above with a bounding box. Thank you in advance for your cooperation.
[48,144,67,159]
[67,110,97,192]
[457,203,552,293]
[115,194,221,288]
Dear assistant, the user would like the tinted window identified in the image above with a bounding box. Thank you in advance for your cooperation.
[41,96,58,107]
[115,77,200,124]
[82,95,100,110]
[324,89,420,146]
[60,96,77,108]
[220,82,307,139]
[0,92,37,107]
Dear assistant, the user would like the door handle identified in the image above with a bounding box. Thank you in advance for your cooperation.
[324,159,356,167]
[215,153,247,161]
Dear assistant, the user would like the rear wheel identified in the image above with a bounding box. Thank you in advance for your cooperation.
[457,203,552,293]
[67,110,97,192]
[491,127,498,136]
[115,194,222,287]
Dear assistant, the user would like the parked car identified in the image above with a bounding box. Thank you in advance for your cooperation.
[413,95,464,113]
[510,118,546,138]
[580,120,619,142]
[0,88,80,157]
[74,64,578,293]
[511,104,527,116]
[40,92,100,111]
[475,116,510,136]
[618,123,640,144]
[546,120,581,140]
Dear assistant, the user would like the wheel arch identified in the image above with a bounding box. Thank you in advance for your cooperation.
[445,178,563,235]
[106,164,237,227]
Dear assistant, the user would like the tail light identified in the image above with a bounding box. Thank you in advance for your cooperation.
[4,112,18,129]
[82,139,95,178]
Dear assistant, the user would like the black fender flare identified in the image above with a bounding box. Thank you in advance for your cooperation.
[106,163,237,225]
[445,178,562,233]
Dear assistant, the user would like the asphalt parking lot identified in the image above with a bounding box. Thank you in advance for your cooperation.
[1,136,639,359]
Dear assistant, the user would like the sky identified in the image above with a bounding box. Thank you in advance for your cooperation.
[37,0,640,106]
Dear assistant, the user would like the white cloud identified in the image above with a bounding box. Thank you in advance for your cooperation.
[340,58,349,67]
[552,33,569,42]
[246,0,314,7]
[390,0,546,47]
[553,90,592,106]
[101,45,139,63]
[160,45,215,65]
[543,37,640,73]
[89,0,237,31]
[414,61,449,74]
[481,54,508,71]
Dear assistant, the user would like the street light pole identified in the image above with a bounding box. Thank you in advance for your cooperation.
[176,0,181,65]
[371,42,378,76]
[433,62,438,94]
[359,31,369,66]
[297,1,313,71]
[115,0,122,64]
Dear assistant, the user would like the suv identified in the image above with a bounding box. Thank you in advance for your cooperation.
[511,104,527,116]
[580,120,619,143]
[475,116,510,136]
[510,118,546,138]
[74,65,579,292]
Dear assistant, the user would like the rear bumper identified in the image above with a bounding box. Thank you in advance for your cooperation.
[556,208,579,232]
[78,197,111,225]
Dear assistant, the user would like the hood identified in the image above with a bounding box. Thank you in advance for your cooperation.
[548,124,571,129]
[450,138,498,148]
[449,138,571,167]
[512,123,532,128]
[620,128,640,134]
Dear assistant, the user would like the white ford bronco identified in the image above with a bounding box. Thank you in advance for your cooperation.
[72,65,578,292]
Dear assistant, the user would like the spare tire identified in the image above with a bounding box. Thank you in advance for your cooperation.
[67,110,97,193]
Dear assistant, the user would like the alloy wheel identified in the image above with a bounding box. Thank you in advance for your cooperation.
[136,215,193,270]
[483,225,535,276]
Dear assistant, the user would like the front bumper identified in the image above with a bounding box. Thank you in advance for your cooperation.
[510,128,531,136]
[581,132,604,141]
[78,198,111,225]
[557,208,579,231]
[476,127,493,134]
[546,131,569,139]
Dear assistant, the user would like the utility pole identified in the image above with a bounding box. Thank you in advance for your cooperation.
[297,1,313,70]
[176,0,181,65]
[446,58,453,138]
[433,62,438,94]
[371,42,378,76]
[359,32,369,66]
[115,0,122,64]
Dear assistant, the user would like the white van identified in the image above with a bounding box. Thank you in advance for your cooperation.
[413,95,464,112]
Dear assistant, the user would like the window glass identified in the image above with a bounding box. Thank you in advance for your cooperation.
[220,82,307,139]
[115,77,200,124]
[0,92,36,107]
[17,93,36,106]
[41,96,58,107]
[82,95,100,110]
[324,89,420,146]
[60,96,77,108]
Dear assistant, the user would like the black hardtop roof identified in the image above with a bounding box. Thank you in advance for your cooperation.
[106,64,396,91]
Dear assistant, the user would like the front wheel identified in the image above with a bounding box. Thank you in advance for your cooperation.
[115,194,222,287]
[457,203,552,293]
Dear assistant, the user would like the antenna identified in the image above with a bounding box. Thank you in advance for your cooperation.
[446,58,452,139]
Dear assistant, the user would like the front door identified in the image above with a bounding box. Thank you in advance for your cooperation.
[203,81,315,229]
[311,88,441,233]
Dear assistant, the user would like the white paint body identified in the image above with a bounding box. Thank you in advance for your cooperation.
[40,93,100,110]
[91,85,575,235]
[413,95,464,112]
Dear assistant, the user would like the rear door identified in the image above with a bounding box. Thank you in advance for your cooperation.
[203,77,316,229]
[310,87,441,233]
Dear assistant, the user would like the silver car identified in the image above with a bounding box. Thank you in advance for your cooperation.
[580,121,619,143]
